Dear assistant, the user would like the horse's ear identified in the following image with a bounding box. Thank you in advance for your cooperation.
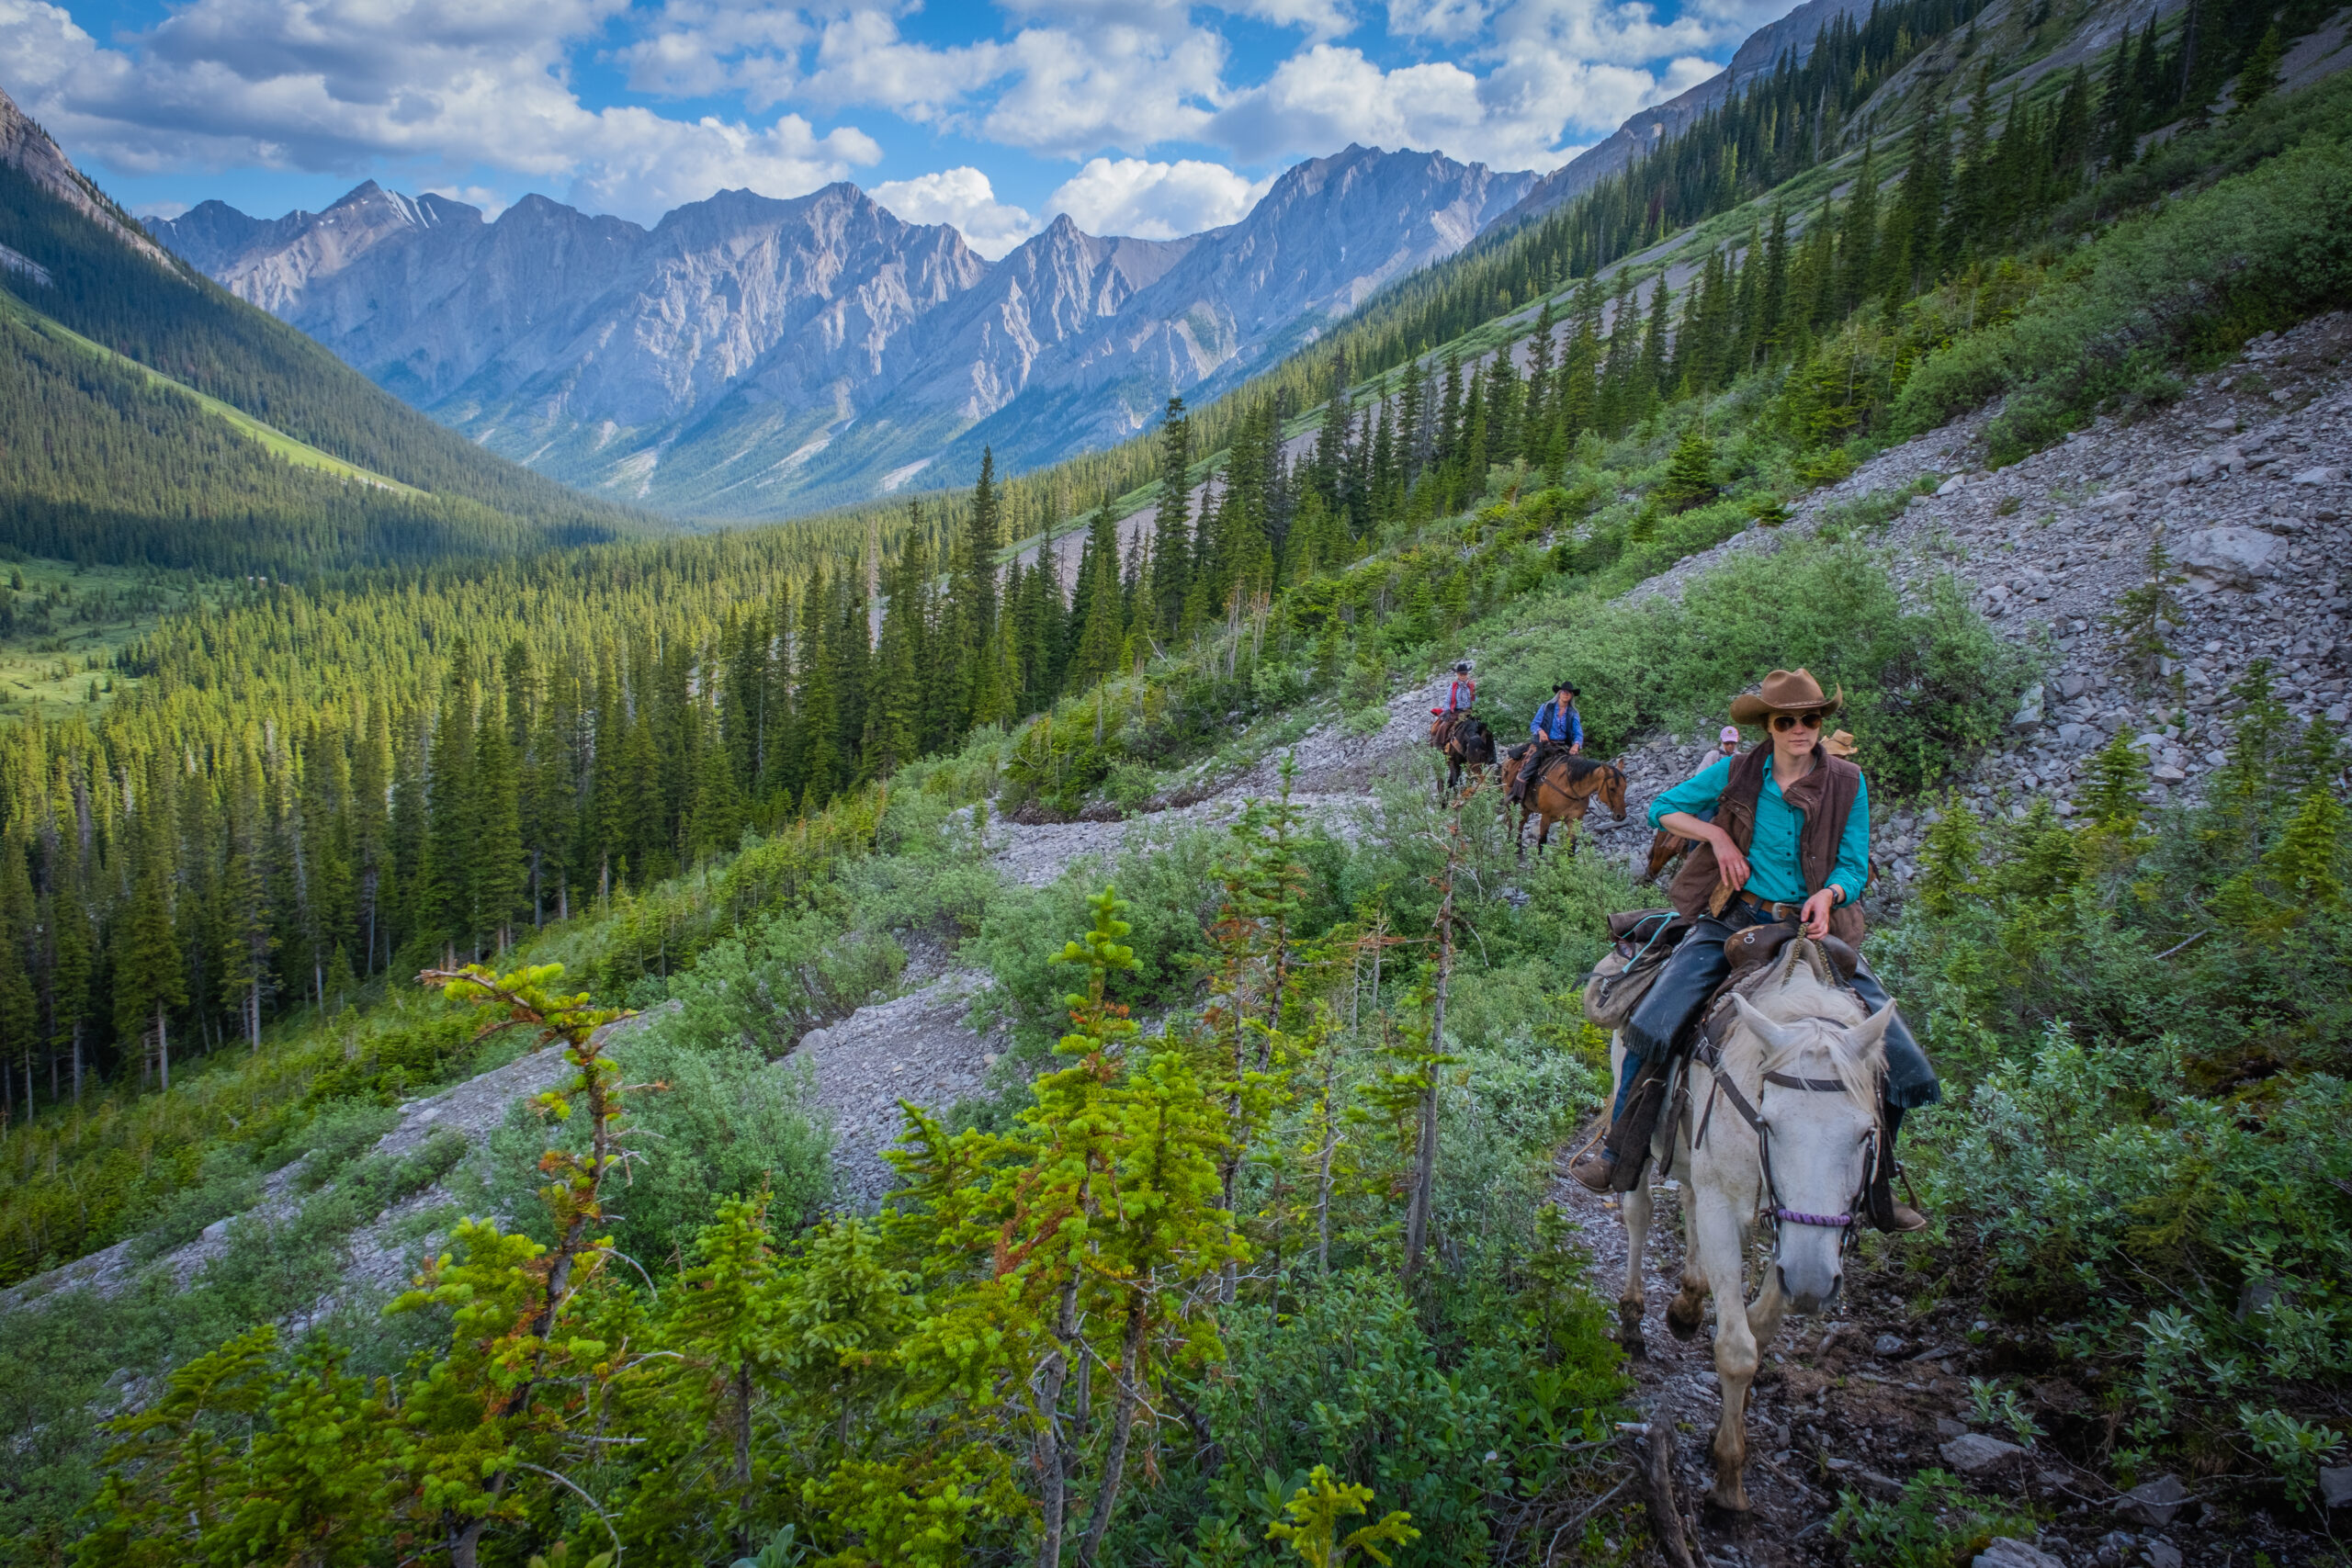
[1845,1003,1897,1060]
[1730,994,1804,1056]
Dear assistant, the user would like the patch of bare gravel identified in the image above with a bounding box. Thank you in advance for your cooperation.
[797,970,1011,1207]
[984,672,1453,886]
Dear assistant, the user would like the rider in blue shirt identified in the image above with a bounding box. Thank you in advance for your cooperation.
[1513,681,1582,803]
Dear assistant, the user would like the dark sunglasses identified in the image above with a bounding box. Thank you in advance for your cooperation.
[1771,711,1826,732]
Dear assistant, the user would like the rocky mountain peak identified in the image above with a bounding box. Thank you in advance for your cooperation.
[146,143,1536,514]
[1,84,179,271]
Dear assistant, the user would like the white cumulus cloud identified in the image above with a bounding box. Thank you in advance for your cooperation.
[871,166,1035,257]
[0,0,878,224]
[1043,156,1272,239]
[612,0,811,107]
[978,24,1227,156]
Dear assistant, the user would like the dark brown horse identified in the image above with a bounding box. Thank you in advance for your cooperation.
[1499,749,1627,856]
[1430,713,1498,796]
[1643,827,1693,882]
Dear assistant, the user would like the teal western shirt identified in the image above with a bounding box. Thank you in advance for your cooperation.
[1648,752,1871,906]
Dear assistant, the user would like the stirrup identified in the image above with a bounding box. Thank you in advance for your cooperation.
[1567,1147,1617,1193]
[1869,1164,1929,1234]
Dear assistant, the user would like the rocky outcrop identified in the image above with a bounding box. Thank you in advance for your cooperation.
[145,148,1530,517]
[0,85,178,271]
[1581,311,2352,894]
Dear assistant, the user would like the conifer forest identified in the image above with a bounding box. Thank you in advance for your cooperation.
[2,0,2350,1562]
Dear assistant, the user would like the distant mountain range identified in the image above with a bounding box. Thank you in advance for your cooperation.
[137,0,1888,521]
[152,149,1535,518]
[0,85,645,579]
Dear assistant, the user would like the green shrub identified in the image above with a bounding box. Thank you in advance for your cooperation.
[1120,1263,1624,1565]
[1877,692,2352,1471]
[1469,539,2030,795]
[479,1031,831,1269]
[661,908,905,1059]
[1829,1471,2038,1567]
[1893,132,2352,461]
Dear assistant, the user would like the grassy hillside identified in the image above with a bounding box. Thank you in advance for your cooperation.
[0,558,209,723]
[0,160,650,574]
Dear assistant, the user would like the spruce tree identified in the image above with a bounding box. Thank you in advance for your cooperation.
[1953,67,1996,253]
[867,526,928,774]
[1068,502,1125,692]
[2099,22,2143,169]
[40,817,94,1104]
[1522,299,1555,440]
[472,689,526,952]
[217,744,276,1047]
[0,838,40,1115]
[952,451,1006,730]
[113,784,186,1091]
[1149,400,1193,638]
[1658,425,1718,512]
[1636,278,1672,423]
[2233,21,2284,117]
[421,647,478,960]
[1838,141,1880,313]
[1757,207,1791,363]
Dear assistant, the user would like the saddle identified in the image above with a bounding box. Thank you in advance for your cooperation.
[1721,921,1860,983]
[1596,920,1860,1195]
[1694,927,1861,1059]
[1583,909,1692,1029]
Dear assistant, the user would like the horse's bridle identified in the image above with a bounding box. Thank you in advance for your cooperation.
[1691,1037,1878,1257]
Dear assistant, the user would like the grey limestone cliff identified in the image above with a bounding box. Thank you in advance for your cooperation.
[146,145,1532,516]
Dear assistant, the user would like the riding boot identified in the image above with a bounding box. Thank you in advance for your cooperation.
[1567,1045,1635,1190]
[1866,1102,1929,1234]
[1513,742,1547,805]
[1567,1050,1668,1193]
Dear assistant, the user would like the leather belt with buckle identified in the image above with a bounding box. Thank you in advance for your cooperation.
[1736,890,1804,920]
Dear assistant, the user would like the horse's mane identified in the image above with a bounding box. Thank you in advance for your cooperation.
[1718,939,1882,1121]
[1554,755,1619,784]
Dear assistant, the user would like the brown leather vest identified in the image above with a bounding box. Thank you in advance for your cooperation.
[1666,743,1866,943]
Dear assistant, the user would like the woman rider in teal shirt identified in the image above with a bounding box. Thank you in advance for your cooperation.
[1568,670,1937,1232]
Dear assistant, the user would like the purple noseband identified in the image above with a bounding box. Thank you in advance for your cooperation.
[1774,1208,1852,1228]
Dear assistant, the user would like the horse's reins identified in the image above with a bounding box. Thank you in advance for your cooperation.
[1534,757,1621,801]
[1691,1035,1878,1257]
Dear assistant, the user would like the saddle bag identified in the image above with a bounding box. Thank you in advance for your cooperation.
[1582,909,1690,1029]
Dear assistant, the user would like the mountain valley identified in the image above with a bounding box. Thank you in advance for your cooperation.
[153,148,1535,517]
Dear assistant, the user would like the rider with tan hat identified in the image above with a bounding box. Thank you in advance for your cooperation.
[1570,670,1936,1232]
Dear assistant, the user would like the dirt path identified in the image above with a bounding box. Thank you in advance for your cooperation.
[1550,1165,2059,1566]
[1543,1159,2334,1567]
[985,671,1451,886]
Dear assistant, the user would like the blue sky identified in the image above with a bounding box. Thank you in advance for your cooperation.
[3,0,1798,254]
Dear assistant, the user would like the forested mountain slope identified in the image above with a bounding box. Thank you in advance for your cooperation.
[0,88,650,574]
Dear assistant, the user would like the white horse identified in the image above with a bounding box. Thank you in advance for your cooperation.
[1607,938,1894,1512]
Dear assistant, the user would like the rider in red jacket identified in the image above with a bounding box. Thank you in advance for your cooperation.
[1430,660,1476,738]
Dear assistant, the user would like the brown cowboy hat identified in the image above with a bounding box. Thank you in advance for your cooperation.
[1727,668,1846,725]
[1824,729,1858,758]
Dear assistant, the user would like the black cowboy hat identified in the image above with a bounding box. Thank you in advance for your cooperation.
[1553,680,1578,694]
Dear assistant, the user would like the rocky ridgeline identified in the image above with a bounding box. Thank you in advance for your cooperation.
[1584,311,2351,897]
